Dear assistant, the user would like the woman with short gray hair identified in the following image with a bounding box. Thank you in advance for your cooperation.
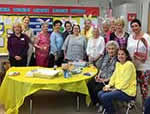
[105,40,119,51]
[87,41,119,107]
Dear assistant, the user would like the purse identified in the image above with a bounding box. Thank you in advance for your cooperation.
[134,38,148,62]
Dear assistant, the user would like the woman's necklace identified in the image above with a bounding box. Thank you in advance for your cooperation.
[115,31,124,38]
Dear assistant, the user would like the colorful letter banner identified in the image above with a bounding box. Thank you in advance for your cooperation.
[0,4,99,16]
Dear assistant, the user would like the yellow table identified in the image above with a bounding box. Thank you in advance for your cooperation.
[0,66,97,114]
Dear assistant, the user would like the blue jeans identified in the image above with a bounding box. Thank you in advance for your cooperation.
[97,90,134,114]
[144,96,150,114]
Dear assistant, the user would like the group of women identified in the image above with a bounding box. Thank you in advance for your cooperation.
[87,18,150,114]
[7,16,150,114]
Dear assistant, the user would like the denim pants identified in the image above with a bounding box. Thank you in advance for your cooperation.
[144,96,150,114]
[87,78,108,104]
[97,90,134,114]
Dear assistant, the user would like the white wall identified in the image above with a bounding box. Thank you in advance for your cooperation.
[141,0,149,32]
[112,3,142,32]
[112,0,150,33]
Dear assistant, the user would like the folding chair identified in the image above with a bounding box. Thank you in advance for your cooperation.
[101,99,137,114]
[29,96,33,114]
[126,99,137,114]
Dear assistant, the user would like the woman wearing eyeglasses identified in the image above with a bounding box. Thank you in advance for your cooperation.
[62,24,87,61]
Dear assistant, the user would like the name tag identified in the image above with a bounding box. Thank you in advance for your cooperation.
[21,38,24,41]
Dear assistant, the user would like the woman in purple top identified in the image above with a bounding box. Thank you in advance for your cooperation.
[34,23,50,67]
[110,18,129,49]
[7,23,29,66]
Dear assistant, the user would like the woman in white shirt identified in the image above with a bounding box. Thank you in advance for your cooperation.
[127,19,150,105]
[22,16,35,66]
[86,27,105,63]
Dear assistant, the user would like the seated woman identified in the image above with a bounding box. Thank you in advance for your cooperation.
[97,48,137,114]
[87,41,119,106]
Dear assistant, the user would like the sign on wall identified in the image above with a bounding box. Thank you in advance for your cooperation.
[0,4,99,16]
[29,17,53,35]
[127,12,137,33]
[0,15,97,55]
[127,13,137,21]
[0,4,100,55]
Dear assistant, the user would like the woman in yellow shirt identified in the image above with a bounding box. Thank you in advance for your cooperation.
[97,48,137,114]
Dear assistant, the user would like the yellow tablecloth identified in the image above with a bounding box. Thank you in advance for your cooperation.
[0,66,97,114]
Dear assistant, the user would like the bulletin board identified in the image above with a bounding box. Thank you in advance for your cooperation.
[0,4,99,55]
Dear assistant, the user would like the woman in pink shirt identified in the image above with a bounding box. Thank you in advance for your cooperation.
[34,23,50,67]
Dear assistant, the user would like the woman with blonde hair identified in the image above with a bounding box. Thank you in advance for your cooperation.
[22,16,35,66]
[110,18,129,49]
[110,18,116,33]
[81,19,93,40]
[7,23,29,66]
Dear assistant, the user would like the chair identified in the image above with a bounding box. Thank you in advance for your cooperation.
[76,94,80,111]
[0,61,10,85]
[101,99,137,114]
[29,96,33,114]
[125,99,137,114]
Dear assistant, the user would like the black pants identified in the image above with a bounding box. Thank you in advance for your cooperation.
[87,78,108,104]
[29,53,36,66]
[9,56,27,67]
[48,54,64,68]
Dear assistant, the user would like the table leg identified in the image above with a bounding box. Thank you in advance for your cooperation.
[30,98,33,114]
[76,95,80,111]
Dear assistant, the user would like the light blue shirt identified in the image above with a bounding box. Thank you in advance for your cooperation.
[50,31,64,55]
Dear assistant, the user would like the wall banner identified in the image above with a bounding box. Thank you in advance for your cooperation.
[0,4,99,16]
